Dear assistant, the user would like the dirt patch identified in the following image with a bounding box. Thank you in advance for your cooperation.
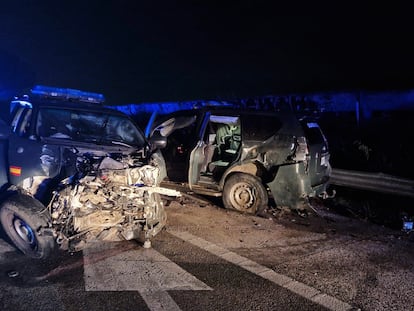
[163,193,412,251]
[163,193,414,310]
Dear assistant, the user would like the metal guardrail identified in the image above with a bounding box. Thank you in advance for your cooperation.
[329,168,414,198]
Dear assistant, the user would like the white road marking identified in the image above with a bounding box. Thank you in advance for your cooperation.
[168,229,353,311]
[83,241,211,311]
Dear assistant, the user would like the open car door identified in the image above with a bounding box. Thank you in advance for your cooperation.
[150,113,199,182]
[189,113,241,189]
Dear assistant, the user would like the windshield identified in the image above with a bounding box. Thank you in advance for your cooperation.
[36,108,146,147]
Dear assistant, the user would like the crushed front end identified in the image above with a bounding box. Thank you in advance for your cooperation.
[49,153,170,252]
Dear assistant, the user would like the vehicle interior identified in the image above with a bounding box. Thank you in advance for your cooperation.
[199,115,241,180]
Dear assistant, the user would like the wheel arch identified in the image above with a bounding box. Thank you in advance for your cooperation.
[220,161,270,189]
[1,185,50,213]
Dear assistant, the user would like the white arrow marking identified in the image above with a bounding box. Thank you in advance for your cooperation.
[83,241,211,311]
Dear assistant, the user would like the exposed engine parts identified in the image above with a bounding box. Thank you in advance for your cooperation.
[18,151,176,253]
[48,152,178,252]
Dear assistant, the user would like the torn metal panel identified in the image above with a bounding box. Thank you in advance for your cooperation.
[46,153,175,252]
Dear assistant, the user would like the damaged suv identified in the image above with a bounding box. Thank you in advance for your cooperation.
[0,86,173,259]
[150,107,331,215]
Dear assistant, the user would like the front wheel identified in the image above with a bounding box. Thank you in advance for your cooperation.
[0,194,55,259]
[222,173,268,215]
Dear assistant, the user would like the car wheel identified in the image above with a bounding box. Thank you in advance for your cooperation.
[223,173,268,215]
[0,194,55,259]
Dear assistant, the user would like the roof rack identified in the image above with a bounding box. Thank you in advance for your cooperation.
[31,85,105,104]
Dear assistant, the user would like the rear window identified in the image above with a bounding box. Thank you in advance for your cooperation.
[242,115,282,140]
[301,122,325,145]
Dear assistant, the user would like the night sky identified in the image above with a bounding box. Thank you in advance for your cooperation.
[1,2,414,104]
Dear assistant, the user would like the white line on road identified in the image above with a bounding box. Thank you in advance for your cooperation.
[168,229,353,311]
[83,241,211,311]
[139,289,182,311]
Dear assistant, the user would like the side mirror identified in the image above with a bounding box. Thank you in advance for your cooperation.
[149,133,167,150]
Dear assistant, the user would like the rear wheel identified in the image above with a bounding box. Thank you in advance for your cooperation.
[223,173,268,215]
[0,194,55,259]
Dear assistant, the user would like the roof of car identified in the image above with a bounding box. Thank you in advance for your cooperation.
[12,85,125,116]
[27,97,129,116]
[154,106,298,121]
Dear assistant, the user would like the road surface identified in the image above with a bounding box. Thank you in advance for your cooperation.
[0,196,413,310]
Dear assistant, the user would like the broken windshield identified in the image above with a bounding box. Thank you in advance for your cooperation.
[36,108,145,147]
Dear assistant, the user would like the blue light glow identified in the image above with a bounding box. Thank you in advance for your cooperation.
[31,85,105,104]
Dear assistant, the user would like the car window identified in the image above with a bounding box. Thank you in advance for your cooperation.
[11,107,32,137]
[208,120,239,142]
[11,107,25,133]
[210,115,239,124]
[18,109,32,137]
[301,121,326,145]
[242,115,282,140]
[152,115,197,137]
[166,116,198,145]
[37,108,145,147]
[203,115,242,157]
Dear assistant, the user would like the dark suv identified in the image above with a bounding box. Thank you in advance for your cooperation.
[150,107,331,215]
[0,86,169,259]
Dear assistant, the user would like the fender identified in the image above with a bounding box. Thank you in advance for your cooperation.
[267,162,312,209]
[220,161,268,189]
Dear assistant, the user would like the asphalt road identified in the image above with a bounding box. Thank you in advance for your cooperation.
[0,197,413,311]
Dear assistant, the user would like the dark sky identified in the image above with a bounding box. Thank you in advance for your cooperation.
[1,2,414,104]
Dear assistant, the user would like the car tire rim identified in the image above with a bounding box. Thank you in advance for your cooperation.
[13,216,37,250]
[230,182,255,211]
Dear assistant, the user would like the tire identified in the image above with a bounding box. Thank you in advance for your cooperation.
[223,173,268,215]
[0,194,55,259]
